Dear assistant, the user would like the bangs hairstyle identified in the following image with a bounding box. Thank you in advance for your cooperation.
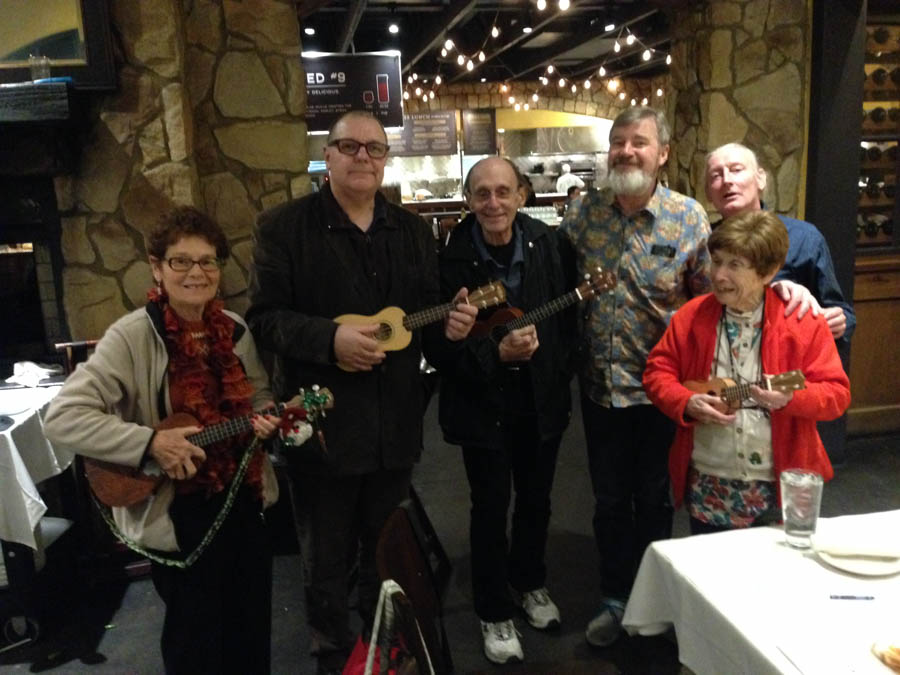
[709,210,789,277]
[147,206,229,261]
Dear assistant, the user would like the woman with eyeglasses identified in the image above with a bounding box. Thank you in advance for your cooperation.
[45,206,283,673]
[642,211,850,535]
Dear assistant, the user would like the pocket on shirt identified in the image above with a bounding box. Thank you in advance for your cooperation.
[637,257,680,298]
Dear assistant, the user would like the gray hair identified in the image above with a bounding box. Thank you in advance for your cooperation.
[705,142,762,173]
[326,110,388,144]
[463,156,522,195]
[610,106,671,146]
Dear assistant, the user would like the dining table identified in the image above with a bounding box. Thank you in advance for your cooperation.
[623,510,900,674]
[0,382,72,554]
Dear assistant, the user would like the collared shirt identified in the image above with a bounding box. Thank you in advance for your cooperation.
[560,183,711,407]
[321,184,392,304]
[470,217,526,307]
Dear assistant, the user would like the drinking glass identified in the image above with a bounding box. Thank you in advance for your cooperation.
[780,469,824,549]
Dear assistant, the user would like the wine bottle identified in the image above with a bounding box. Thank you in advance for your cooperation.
[873,27,890,44]
[887,145,898,162]
[892,68,900,87]
[871,107,887,123]
[867,146,882,161]
[872,68,888,86]
[866,181,882,199]
[883,219,894,236]
[865,218,880,237]
[884,183,896,199]
[889,108,900,122]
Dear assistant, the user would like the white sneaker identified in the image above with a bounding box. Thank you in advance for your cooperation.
[517,587,561,630]
[480,619,524,664]
[585,598,626,647]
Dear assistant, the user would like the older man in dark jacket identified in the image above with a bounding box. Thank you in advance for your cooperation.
[246,111,476,675]
[424,157,578,665]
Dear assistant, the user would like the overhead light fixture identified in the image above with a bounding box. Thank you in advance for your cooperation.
[547,65,554,74]
[571,83,577,93]
[412,73,418,80]
[523,26,533,33]
[508,95,515,104]
[618,91,626,100]
[598,66,606,77]
[388,24,399,34]
[584,79,591,89]
[444,39,454,50]
[403,91,409,99]
[558,78,565,87]
[515,103,521,111]
[457,54,465,65]
[607,79,619,91]
[666,54,672,65]
[491,26,500,38]
[407,75,413,84]
[641,97,648,105]
[626,34,635,45]
[656,88,663,96]
[604,23,615,31]
[478,51,485,62]
[466,60,474,71]
[613,41,621,53]
[537,0,547,10]
[630,98,637,106]
[435,75,442,85]
[440,48,447,57]
[501,84,508,92]
[303,27,315,36]
[559,0,570,10]
[429,91,435,99]
[643,49,651,61]
[532,92,539,101]
[414,87,422,96]
[480,77,486,82]
[524,103,530,110]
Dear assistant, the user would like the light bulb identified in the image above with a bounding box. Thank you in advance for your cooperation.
[558,78,565,87]
[388,24,399,34]
[537,0,547,9]
[407,75,413,84]
[478,51,485,62]
[508,95,515,104]
[430,91,435,99]
[642,49,651,61]
[480,77,486,82]
[626,34,635,45]
[501,84,508,92]
[523,26,532,33]
[559,0,570,10]
[435,75,442,85]
[618,91,625,100]
[656,87,663,96]
[666,54,672,65]
[412,73,418,80]
[613,41,621,53]
[524,103,530,110]
[584,79,591,89]
[457,54,465,65]
[444,39,454,50]
[414,87,422,96]
[304,27,315,36]
[630,98,636,106]
[466,60,474,71]
[598,66,606,77]
[641,97,648,105]
[491,26,500,38]
[571,84,576,93]
[403,91,409,99]
[604,23,615,31]
[515,103,521,111]
[607,79,618,91]
[440,48,447,57]
[532,92,539,101]
[547,65,554,74]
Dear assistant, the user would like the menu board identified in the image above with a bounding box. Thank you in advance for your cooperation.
[385,110,457,157]
[302,52,402,131]
[462,109,497,155]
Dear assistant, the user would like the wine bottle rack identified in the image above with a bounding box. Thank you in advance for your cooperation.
[859,23,900,249]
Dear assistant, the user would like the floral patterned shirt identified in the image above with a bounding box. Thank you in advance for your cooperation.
[688,467,777,529]
[560,183,711,407]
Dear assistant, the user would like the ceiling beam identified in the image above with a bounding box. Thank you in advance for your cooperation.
[401,0,479,74]
[507,9,659,80]
[298,0,335,21]
[337,0,368,53]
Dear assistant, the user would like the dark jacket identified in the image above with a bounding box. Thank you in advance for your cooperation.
[424,212,576,448]
[246,185,442,474]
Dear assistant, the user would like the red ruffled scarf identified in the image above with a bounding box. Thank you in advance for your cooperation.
[148,288,264,497]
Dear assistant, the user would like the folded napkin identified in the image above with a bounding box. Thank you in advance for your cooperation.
[4,361,63,388]
[813,530,900,560]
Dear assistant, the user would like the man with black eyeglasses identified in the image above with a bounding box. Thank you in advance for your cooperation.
[246,110,476,675]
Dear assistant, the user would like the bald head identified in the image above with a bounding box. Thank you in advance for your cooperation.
[464,156,523,245]
[705,143,767,218]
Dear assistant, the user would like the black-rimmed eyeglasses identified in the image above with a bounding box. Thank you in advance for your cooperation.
[328,138,390,159]
[165,256,224,272]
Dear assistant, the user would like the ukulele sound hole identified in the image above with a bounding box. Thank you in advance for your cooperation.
[376,323,393,341]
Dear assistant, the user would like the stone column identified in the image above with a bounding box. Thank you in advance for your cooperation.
[56,0,307,338]
[666,0,809,215]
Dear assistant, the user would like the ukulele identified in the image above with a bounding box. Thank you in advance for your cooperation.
[84,388,333,508]
[683,370,806,414]
[469,267,616,341]
[333,281,507,370]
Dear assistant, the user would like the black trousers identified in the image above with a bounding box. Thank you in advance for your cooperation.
[290,466,412,670]
[151,487,272,675]
[461,413,562,622]
[580,397,675,600]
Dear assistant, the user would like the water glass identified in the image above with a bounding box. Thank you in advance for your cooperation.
[29,54,51,81]
[780,469,824,549]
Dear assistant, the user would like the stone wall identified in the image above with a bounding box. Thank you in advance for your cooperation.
[666,0,809,216]
[55,0,308,340]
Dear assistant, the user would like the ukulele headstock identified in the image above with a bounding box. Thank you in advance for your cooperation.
[577,266,617,300]
[766,370,807,393]
[467,280,508,309]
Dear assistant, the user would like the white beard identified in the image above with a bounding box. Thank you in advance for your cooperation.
[607,165,655,196]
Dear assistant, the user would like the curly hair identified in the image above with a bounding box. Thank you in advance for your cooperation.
[147,206,229,260]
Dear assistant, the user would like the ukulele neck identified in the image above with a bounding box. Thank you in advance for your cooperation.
[506,289,583,332]
[403,302,457,331]
[187,403,284,447]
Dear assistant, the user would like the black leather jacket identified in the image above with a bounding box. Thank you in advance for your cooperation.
[424,212,577,448]
[246,185,443,474]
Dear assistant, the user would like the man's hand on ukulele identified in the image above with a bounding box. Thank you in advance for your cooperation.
[334,322,386,371]
[251,402,281,440]
[685,394,736,426]
[445,287,478,341]
[749,384,793,411]
[149,426,206,480]
[498,325,539,362]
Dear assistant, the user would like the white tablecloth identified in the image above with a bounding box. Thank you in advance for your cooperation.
[623,510,900,675]
[0,385,72,549]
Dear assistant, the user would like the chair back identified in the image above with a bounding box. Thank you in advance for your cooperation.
[54,340,98,374]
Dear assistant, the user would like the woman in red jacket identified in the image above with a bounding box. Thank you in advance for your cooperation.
[643,210,850,535]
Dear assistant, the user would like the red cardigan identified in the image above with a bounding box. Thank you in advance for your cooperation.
[643,287,850,509]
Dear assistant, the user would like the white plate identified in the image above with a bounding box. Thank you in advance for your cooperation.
[817,549,900,576]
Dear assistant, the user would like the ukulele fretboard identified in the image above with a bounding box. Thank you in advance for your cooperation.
[187,404,283,447]
[504,289,583,333]
[402,302,458,331]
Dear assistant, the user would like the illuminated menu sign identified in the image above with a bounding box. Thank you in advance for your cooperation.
[302,52,403,131]
[462,109,497,155]
[385,110,457,157]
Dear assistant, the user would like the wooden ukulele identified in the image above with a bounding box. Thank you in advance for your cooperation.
[683,370,806,414]
[469,267,615,341]
[333,281,507,371]
[84,389,333,508]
